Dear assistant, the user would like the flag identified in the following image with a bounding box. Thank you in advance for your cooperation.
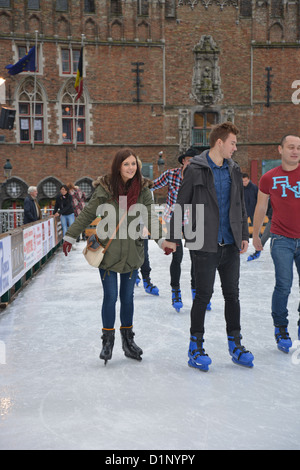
[5,46,36,76]
[75,47,83,101]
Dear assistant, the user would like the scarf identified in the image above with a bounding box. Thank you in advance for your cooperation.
[118,177,140,211]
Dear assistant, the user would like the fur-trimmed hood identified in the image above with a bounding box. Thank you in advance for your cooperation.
[92,174,154,194]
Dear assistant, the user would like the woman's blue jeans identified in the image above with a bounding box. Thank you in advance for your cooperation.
[61,213,75,237]
[99,269,138,329]
[270,233,300,327]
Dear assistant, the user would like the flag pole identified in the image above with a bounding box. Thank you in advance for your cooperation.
[74,34,85,150]
[31,30,38,149]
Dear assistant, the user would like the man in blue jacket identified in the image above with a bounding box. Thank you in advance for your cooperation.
[168,122,254,371]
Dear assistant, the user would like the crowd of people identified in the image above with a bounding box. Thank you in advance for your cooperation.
[24,121,300,372]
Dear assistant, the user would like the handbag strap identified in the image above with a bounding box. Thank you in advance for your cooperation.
[102,210,127,254]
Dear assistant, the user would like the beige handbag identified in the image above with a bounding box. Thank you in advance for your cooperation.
[83,212,127,268]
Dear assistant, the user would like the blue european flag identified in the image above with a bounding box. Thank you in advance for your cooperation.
[5,46,36,75]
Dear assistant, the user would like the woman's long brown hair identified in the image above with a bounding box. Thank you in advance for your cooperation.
[110,148,142,201]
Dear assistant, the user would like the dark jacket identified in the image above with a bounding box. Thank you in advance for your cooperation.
[53,193,74,216]
[243,180,258,219]
[23,196,41,225]
[169,150,249,252]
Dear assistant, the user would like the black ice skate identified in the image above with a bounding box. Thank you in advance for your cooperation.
[120,327,143,361]
[100,329,115,365]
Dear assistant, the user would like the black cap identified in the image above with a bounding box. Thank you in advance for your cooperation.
[178,146,209,164]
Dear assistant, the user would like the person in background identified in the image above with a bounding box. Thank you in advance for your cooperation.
[62,148,176,365]
[53,185,75,237]
[242,173,258,226]
[242,173,259,261]
[152,146,211,312]
[252,134,300,354]
[135,158,160,296]
[66,182,87,241]
[23,186,42,225]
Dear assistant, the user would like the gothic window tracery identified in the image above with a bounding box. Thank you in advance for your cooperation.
[17,78,45,143]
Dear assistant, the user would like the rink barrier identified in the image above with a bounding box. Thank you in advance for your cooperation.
[0,216,63,308]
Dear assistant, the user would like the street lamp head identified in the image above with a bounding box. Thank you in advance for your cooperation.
[3,158,12,179]
[157,151,165,170]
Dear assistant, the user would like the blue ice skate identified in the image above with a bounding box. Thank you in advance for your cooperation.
[191,289,212,311]
[143,278,159,296]
[135,275,141,287]
[172,288,183,312]
[228,333,254,368]
[275,327,292,353]
[247,251,261,262]
[188,335,212,372]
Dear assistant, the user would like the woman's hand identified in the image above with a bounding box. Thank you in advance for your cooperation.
[63,241,72,256]
[161,240,176,255]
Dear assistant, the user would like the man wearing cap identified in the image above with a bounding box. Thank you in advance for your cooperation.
[152,146,210,312]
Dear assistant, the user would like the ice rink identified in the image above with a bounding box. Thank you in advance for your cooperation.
[0,239,299,450]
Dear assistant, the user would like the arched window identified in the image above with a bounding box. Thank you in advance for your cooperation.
[75,177,94,200]
[37,176,63,213]
[17,78,45,143]
[60,79,86,144]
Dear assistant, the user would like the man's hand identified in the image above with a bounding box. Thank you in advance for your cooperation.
[63,241,72,256]
[240,240,249,254]
[252,235,263,253]
[161,240,176,255]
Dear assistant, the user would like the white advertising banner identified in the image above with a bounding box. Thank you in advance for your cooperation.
[0,236,12,297]
[1,218,59,299]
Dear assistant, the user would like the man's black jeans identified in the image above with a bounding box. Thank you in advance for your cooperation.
[170,240,196,289]
[190,244,241,336]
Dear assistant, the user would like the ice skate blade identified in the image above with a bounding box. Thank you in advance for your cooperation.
[124,353,143,361]
[277,345,290,354]
[231,357,254,368]
[188,359,209,372]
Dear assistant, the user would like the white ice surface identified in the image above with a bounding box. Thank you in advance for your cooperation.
[0,239,299,450]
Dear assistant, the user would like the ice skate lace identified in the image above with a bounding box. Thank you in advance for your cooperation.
[233,344,250,359]
[191,340,208,358]
[172,290,182,304]
[275,328,291,342]
[144,279,158,291]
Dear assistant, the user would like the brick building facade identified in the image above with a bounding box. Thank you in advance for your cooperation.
[0,0,300,209]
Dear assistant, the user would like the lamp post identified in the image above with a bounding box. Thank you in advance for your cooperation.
[3,159,12,179]
[157,151,165,174]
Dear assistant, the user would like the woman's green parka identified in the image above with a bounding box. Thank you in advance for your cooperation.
[64,175,164,274]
